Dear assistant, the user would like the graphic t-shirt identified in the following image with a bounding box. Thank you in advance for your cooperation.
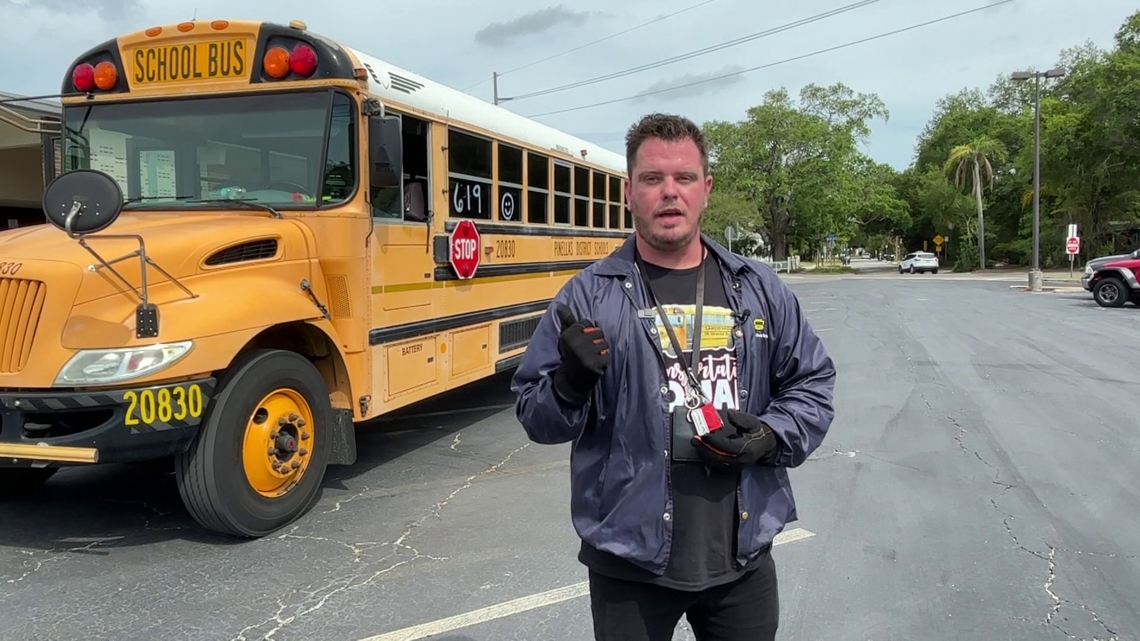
[579,250,760,591]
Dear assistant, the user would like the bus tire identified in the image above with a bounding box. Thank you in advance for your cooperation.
[175,348,332,537]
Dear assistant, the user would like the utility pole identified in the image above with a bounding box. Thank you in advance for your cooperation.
[1011,66,1066,292]
[493,72,500,105]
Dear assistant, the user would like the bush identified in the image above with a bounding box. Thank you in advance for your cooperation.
[810,264,856,274]
[954,241,979,272]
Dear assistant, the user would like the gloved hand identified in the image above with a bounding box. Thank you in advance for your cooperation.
[552,303,610,405]
[691,409,781,471]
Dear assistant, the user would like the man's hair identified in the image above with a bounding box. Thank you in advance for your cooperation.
[624,113,709,175]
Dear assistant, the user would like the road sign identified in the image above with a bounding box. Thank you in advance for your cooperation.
[1066,236,1080,255]
[449,219,481,279]
[724,225,736,241]
[934,234,943,246]
[1068,223,1078,239]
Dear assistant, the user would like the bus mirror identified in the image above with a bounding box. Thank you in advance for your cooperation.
[42,168,123,236]
[369,115,402,189]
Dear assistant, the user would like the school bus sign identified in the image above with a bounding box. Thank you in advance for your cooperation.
[130,38,251,84]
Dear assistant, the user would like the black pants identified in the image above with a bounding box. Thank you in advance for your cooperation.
[587,551,779,641]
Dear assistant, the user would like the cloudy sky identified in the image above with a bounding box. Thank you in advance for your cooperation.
[3,0,1135,169]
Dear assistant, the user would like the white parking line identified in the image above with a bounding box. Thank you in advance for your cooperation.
[359,528,817,641]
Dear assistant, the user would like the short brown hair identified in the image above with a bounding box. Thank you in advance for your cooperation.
[624,113,709,175]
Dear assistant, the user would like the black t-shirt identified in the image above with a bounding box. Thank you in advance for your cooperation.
[579,249,760,591]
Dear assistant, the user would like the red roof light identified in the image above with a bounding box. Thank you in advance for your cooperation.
[290,44,318,77]
[73,64,96,92]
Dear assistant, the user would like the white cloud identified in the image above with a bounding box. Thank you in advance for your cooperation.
[1,0,1134,170]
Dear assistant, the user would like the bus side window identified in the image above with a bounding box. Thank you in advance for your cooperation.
[371,112,431,223]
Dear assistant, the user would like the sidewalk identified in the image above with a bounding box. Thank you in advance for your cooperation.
[788,261,1090,293]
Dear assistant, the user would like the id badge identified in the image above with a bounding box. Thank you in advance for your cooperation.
[688,403,723,435]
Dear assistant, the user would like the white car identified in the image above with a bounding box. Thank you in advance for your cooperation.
[899,251,939,274]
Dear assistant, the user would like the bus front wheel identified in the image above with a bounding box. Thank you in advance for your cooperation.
[175,348,332,537]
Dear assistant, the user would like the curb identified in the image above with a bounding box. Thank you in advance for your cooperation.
[1008,285,1085,294]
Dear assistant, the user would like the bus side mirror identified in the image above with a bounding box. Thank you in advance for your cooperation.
[369,115,402,189]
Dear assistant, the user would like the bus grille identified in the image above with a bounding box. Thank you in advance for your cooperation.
[0,277,47,374]
[499,314,543,353]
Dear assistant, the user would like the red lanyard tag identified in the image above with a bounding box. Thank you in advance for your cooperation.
[689,402,724,435]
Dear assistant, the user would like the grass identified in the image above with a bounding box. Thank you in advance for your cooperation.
[807,264,857,274]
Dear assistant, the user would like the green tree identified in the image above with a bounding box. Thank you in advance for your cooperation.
[945,136,1008,270]
[703,82,889,260]
[900,8,1140,266]
[701,187,761,256]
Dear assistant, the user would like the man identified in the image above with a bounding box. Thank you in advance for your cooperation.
[511,113,836,640]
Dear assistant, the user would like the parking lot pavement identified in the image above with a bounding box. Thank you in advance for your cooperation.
[3,277,1138,640]
[788,277,1139,640]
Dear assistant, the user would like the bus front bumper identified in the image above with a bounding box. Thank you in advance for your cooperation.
[0,378,217,467]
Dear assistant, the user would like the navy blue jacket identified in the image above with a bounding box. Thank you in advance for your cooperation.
[511,234,836,574]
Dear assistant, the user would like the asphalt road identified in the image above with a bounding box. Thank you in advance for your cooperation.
[2,273,1138,641]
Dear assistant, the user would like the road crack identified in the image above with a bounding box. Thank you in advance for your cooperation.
[956,422,1121,641]
[3,540,112,585]
[947,413,996,474]
[230,442,531,640]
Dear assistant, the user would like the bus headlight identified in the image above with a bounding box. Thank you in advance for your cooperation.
[54,341,194,386]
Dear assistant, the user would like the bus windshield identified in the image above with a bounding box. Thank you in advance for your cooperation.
[62,90,357,209]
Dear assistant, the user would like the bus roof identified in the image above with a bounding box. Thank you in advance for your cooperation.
[53,18,630,176]
[343,46,629,176]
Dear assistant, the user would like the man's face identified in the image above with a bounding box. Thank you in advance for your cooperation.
[626,136,713,252]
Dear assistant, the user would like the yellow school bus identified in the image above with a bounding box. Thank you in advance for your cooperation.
[0,18,632,536]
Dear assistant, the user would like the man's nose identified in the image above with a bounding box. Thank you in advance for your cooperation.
[661,177,680,198]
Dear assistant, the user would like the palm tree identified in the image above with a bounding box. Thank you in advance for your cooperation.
[944,137,1008,270]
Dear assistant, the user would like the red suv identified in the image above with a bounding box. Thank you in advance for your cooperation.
[1087,255,1140,307]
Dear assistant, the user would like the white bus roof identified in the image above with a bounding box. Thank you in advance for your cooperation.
[343,46,629,176]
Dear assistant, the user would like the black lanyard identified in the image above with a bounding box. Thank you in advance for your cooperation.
[634,248,706,408]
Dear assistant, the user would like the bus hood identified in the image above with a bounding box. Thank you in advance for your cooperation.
[0,212,314,306]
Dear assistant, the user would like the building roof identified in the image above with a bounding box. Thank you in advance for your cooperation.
[0,91,60,117]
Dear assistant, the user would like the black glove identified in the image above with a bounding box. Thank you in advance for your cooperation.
[552,303,610,405]
[691,409,781,471]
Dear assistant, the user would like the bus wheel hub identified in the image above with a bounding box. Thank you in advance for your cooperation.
[243,388,315,497]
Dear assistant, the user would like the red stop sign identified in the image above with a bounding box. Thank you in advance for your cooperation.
[449,219,481,279]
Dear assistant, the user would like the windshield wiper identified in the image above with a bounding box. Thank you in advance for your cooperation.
[124,195,194,204]
[186,198,283,219]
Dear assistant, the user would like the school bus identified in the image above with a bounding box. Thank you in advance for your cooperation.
[0,18,632,536]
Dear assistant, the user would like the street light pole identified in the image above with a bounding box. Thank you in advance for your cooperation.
[1011,67,1066,292]
[1033,72,1041,277]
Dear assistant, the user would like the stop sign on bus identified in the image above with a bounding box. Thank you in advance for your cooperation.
[450,219,481,279]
